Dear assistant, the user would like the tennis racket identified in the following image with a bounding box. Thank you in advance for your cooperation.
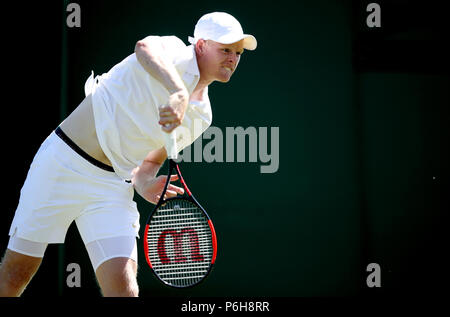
[143,129,217,288]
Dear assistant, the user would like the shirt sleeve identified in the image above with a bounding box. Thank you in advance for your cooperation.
[140,35,186,64]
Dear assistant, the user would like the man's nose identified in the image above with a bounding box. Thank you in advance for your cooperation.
[228,53,239,65]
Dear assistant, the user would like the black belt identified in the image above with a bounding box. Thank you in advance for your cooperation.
[55,127,115,173]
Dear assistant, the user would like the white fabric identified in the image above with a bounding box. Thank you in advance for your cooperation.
[85,236,138,272]
[85,36,213,180]
[8,132,140,244]
[7,232,48,258]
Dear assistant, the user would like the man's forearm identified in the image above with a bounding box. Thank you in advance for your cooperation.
[131,160,161,191]
[134,37,187,95]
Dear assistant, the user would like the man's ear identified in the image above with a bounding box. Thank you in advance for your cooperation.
[195,39,207,55]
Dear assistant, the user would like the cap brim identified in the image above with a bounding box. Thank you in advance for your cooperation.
[215,34,257,50]
[242,34,257,50]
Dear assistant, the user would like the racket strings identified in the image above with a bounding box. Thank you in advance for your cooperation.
[147,199,213,287]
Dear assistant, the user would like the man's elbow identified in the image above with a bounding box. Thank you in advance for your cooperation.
[134,40,147,54]
[135,36,162,54]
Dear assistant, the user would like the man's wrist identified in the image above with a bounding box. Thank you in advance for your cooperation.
[168,86,188,96]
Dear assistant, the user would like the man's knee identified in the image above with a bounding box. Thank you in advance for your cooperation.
[0,249,43,296]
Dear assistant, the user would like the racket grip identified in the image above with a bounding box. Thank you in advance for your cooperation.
[164,129,178,160]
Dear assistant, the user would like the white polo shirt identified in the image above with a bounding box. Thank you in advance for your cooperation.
[84,36,212,180]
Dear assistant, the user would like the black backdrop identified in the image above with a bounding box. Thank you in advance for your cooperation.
[2,0,449,299]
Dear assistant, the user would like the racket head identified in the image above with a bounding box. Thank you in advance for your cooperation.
[144,196,217,288]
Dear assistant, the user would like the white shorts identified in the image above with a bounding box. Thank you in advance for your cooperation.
[8,129,140,248]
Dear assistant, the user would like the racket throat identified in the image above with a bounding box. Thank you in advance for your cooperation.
[169,159,192,197]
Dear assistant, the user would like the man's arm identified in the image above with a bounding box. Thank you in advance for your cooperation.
[131,147,184,204]
[135,36,189,132]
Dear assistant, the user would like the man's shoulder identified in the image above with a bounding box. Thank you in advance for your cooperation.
[159,35,187,50]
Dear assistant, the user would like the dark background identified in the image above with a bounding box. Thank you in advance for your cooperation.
[1,0,449,298]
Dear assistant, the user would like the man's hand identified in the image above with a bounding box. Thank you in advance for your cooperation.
[132,166,184,204]
[158,89,189,133]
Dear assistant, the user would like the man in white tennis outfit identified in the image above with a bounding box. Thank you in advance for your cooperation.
[0,12,256,297]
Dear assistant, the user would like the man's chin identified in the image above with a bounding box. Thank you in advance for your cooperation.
[216,76,231,83]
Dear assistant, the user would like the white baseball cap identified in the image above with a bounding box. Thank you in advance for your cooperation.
[188,12,257,51]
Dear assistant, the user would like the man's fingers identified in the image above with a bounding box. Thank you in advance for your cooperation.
[158,174,178,183]
[165,187,184,198]
[154,189,182,201]
[157,175,185,198]
[159,111,179,126]
[159,105,176,116]
[159,107,172,115]
[159,116,178,125]
[168,184,184,195]
[149,173,184,204]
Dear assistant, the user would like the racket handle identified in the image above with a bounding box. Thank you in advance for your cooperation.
[164,128,178,160]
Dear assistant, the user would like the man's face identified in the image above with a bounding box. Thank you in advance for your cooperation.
[196,39,245,83]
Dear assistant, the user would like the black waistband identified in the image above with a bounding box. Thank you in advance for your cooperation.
[55,127,115,173]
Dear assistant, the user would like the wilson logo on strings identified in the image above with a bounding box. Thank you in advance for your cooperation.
[157,228,204,264]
